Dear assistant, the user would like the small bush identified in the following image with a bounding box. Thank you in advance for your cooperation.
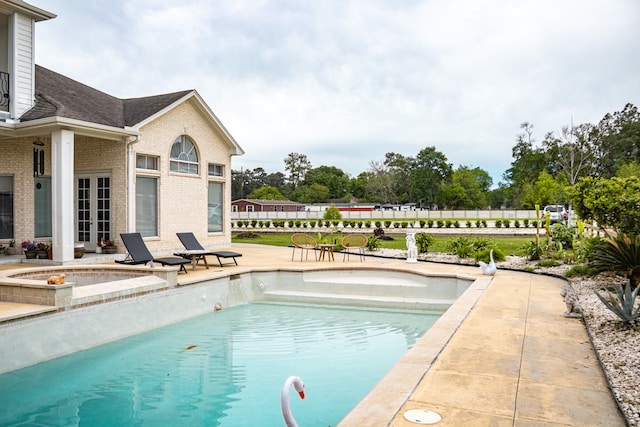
[427,220,434,228]
[523,219,529,228]
[437,220,444,228]
[419,220,426,228]
[235,231,259,239]
[475,220,482,228]
[415,233,435,253]
[364,221,371,228]
[366,236,381,251]
[309,221,316,228]
[384,221,391,228]
[466,221,472,228]
[514,220,520,228]
[495,219,502,228]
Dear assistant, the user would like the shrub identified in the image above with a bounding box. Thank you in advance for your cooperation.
[323,206,342,221]
[482,220,487,228]
[475,220,482,228]
[366,236,381,251]
[551,223,576,249]
[495,219,502,228]
[531,220,538,228]
[565,265,597,278]
[522,241,543,261]
[415,233,435,253]
[453,220,460,228]
[514,220,520,228]
[419,220,426,228]
[436,220,444,228]
[523,219,529,228]
[375,221,382,228]
[473,248,505,263]
[251,220,258,228]
[384,221,391,228]
[294,220,301,228]
[589,233,640,289]
[287,220,294,228]
[364,221,371,228]
[445,220,453,228]
[235,231,259,239]
[503,220,510,228]
[594,283,640,323]
[309,221,317,228]
[466,221,472,228]
[427,220,434,228]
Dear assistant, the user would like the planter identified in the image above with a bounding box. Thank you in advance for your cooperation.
[74,247,86,259]
[6,246,16,255]
[95,246,102,254]
[37,250,48,259]
[103,245,118,254]
[24,250,37,259]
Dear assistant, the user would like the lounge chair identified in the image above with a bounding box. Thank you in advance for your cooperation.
[291,234,318,261]
[116,233,190,273]
[341,234,367,262]
[176,232,242,268]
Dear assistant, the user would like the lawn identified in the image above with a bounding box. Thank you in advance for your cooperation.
[232,232,535,256]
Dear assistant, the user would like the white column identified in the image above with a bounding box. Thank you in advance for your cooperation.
[51,129,75,263]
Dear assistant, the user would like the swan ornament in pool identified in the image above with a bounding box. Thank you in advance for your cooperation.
[281,376,305,427]
[478,249,497,276]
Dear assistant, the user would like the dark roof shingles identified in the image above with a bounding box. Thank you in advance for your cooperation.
[20,65,191,128]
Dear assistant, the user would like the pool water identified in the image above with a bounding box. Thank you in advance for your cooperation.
[0,303,439,426]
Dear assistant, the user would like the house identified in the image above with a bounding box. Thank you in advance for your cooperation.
[231,199,305,213]
[0,1,244,263]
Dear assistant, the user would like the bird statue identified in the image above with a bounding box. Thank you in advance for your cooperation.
[281,376,306,427]
[478,249,497,276]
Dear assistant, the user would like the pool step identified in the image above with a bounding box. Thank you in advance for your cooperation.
[261,290,455,311]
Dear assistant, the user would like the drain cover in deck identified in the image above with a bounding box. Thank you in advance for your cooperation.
[403,409,442,424]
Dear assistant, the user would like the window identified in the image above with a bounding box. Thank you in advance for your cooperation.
[208,164,224,177]
[136,154,159,170]
[247,205,254,212]
[208,182,223,233]
[170,135,198,174]
[232,205,237,212]
[0,176,13,239]
[34,177,52,238]
[136,176,158,237]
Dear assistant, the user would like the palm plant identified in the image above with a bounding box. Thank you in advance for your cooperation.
[594,284,640,323]
[589,233,640,289]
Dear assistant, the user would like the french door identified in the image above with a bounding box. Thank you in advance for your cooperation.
[76,174,112,250]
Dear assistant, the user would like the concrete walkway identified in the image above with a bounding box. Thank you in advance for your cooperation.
[0,245,625,426]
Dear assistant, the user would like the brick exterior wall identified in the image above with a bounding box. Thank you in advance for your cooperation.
[0,99,237,254]
[134,99,234,252]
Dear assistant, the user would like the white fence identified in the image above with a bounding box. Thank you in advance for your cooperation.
[231,209,538,221]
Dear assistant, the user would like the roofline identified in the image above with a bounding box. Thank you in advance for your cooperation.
[0,116,140,140]
[132,90,245,156]
[232,199,304,205]
[0,0,56,21]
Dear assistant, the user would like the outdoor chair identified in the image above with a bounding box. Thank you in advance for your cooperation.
[291,234,318,261]
[116,233,190,273]
[341,234,368,262]
[176,232,242,268]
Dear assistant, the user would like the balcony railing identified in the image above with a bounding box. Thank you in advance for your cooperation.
[0,71,8,112]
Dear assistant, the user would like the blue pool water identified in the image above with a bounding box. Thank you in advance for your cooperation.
[0,303,439,426]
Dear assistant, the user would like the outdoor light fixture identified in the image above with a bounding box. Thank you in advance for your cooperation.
[33,140,45,177]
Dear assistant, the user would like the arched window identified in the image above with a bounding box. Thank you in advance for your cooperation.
[170,135,199,174]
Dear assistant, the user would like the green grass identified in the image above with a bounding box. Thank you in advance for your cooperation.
[232,232,535,255]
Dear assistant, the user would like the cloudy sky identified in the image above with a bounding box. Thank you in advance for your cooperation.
[33,0,640,186]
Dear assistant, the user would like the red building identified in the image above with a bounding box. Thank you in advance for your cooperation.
[231,199,305,212]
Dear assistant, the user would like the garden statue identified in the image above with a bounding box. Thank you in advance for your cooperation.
[560,283,582,318]
[406,232,418,263]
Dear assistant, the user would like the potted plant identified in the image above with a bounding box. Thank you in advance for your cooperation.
[6,240,16,255]
[37,242,48,259]
[22,240,38,259]
[103,239,118,254]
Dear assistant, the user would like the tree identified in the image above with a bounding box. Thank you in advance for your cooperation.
[593,103,640,178]
[247,186,287,200]
[503,122,550,207]
[571,176,640,235]
[284,153,312,191]
[442,165,492,209]
[616,161,640,178]
[543,122,597,186]
[304,166,349,199]
[291,183,330,203]
[408,146,452,208]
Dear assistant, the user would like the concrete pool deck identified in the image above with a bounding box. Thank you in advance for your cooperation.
[0,244,625,426]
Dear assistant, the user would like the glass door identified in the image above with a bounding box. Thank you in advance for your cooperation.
[76,175,112,249]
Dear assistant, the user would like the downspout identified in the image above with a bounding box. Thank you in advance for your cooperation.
[126,135,140,232]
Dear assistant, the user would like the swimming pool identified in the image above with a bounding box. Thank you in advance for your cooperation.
[0,302,439,426]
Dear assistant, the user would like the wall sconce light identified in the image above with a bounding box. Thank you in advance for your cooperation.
[33,140,45,177]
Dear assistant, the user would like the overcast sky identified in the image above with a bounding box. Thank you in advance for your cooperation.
[33,0,640,186]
